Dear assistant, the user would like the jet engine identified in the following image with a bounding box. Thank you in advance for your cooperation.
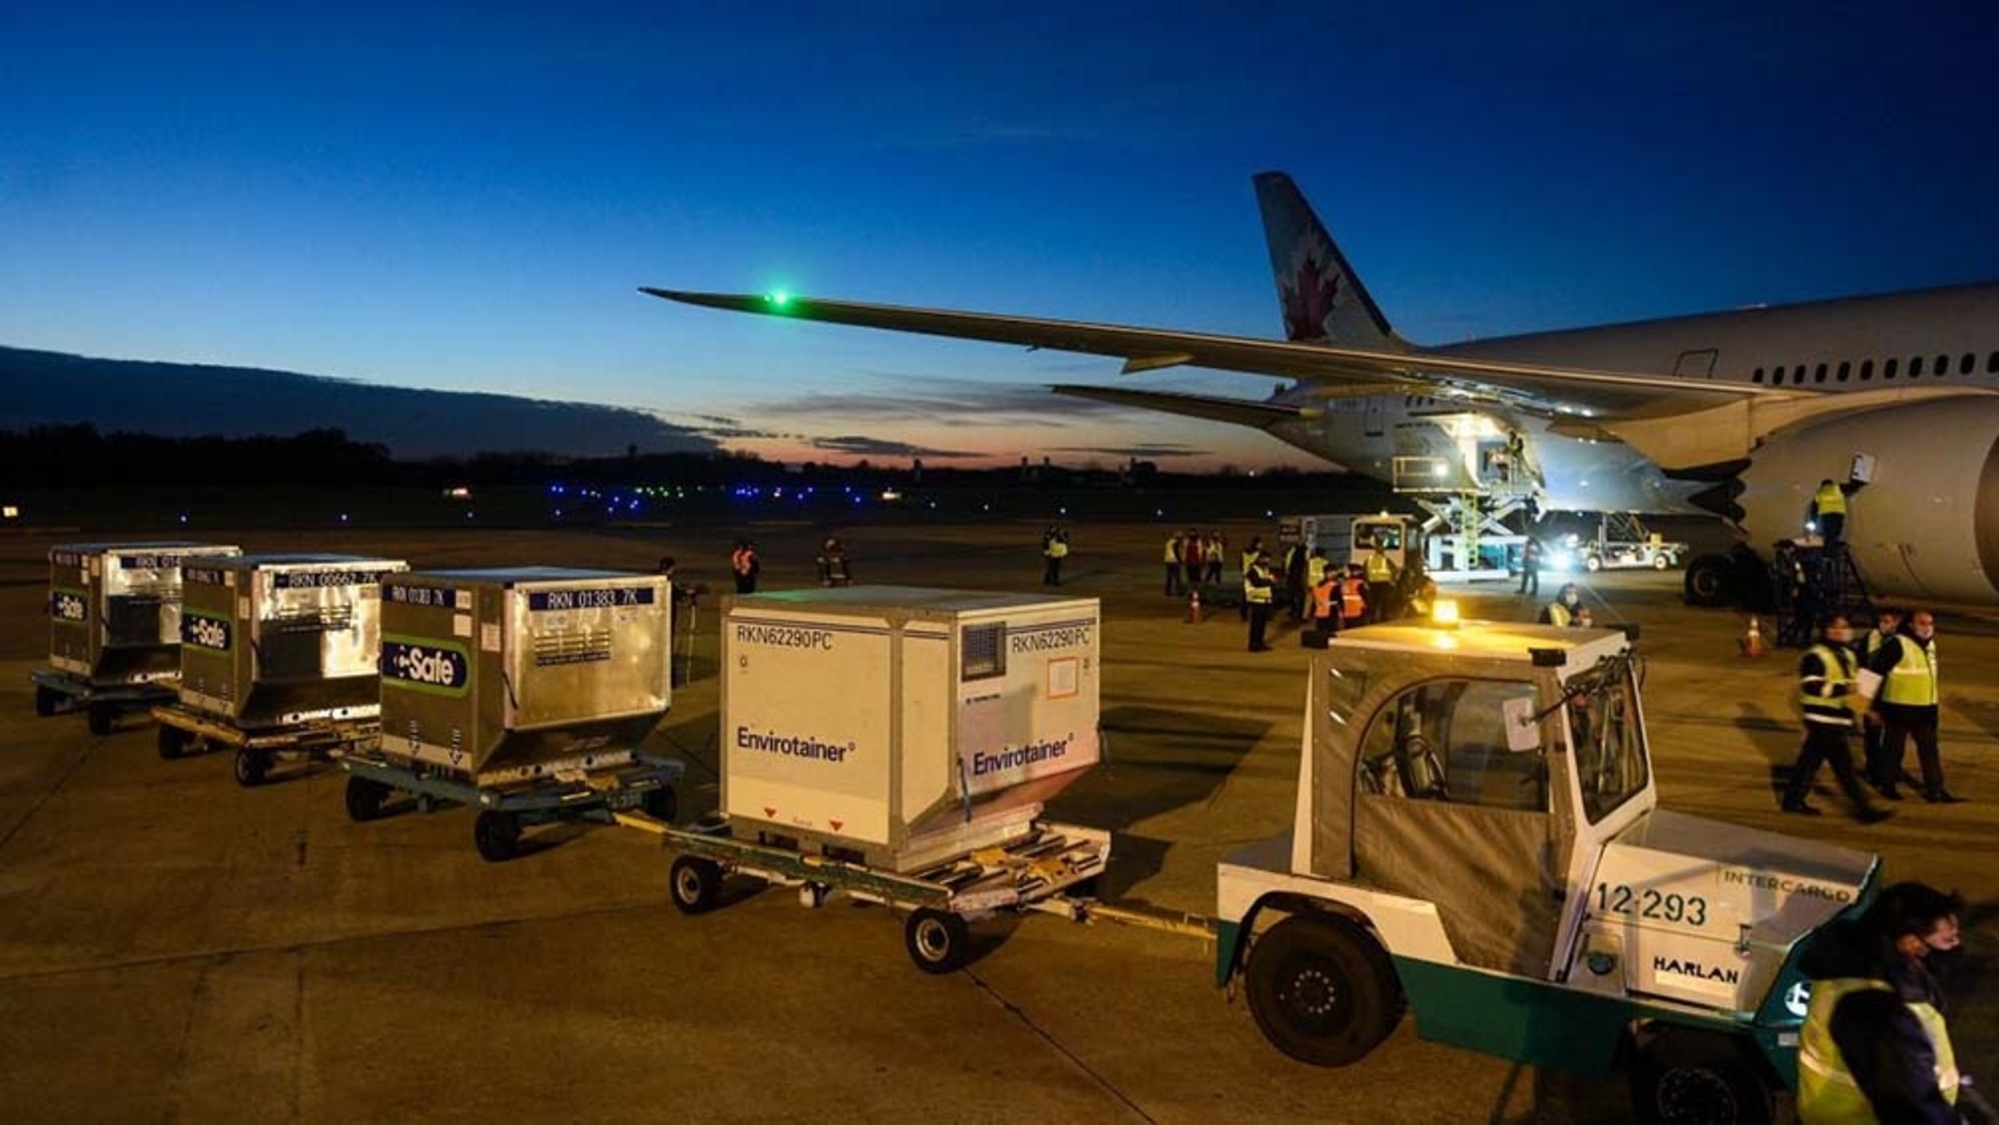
[1732,396,1999,605]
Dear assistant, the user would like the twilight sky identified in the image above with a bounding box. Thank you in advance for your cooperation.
[4,2,1997,469]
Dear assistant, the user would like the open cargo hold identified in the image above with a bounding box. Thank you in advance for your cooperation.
[721,586,1101,873]
[47,541,244,686]
[376,567,672,786]
[177,553,408,727]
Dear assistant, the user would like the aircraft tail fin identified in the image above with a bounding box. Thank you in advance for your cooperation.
[1254,172,1400,349]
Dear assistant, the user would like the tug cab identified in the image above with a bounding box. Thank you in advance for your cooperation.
[1215,613,1876,1123]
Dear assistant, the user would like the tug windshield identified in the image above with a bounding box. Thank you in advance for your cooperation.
[1560,652,1650,823]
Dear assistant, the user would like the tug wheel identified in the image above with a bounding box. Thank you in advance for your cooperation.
[86,706,115,737]
[668,855,721,914]
[158,724,189,761]
[1631,1028,1774,1125]
[33,686,60,717]
[1244,914,1404,1067]
[233,748,269,788]
[473,810,522,863]
[904,908,970,975]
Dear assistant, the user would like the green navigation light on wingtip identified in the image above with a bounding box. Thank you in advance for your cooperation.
[766,290,791,307]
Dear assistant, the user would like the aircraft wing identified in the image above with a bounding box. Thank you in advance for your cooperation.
[1049,384,1306,429]
[641,288,1807,403]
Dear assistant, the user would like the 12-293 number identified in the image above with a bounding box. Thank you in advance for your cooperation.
[1595,882,1707,926]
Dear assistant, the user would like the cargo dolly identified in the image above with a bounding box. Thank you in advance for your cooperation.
[341,750,686,864]
[150,701,379,787]
[635,817,1205,974]
[31,669,176,735]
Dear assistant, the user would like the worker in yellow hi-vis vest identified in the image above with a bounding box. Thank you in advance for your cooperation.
[1796,881,1990,1123]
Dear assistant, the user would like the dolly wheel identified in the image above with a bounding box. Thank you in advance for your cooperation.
[233,748,269,788]
[33,686,60,718]
[344,775,389,823]
[904,908,971,975]
[158,724,189,761]
[1631,1029,1774,1125]
[643,784,679,825]
[669,856,721,915]
[86,706,115,737]
[473,810,522,863]
[1244,914,1404,1067]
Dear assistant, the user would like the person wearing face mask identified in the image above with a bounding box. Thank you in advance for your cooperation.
[1783,614,1891,823]
[1538,582,1581,627]
[1863,609,1965,804]
[1796,881,1991,1124]
[1860,608,1905,791]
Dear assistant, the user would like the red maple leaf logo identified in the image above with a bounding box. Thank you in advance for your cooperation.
[1281,255,1342,341]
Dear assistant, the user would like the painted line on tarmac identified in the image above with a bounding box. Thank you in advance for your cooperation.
[0,895,678,985]
[0,734,100,857]
[963,966,1155,1123]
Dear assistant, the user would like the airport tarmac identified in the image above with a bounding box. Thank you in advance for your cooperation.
[0,520,1991,1123]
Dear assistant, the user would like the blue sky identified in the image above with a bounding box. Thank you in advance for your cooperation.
[4,2,1997,468]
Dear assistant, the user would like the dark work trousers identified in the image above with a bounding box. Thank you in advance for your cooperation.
[1785,723,1871,812]
[1518,565,1539,597]
[1164,562,1181,596]
[1877,704,1945,793]
[1820,512,1844,548]
[1862,719,1888,786]
[1044,556,1062,586]
[1247,602,1270,651]
[1368,581,1397,623]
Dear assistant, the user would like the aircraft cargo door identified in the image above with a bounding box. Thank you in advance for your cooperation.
[1365,397,1384,438]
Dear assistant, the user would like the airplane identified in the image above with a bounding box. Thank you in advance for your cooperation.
[644,172,1999,607]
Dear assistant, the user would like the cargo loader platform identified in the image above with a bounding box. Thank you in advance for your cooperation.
[340,750,685,863]
[31,668,177,735]
[150,701,379,788]
[641,817,1169,973]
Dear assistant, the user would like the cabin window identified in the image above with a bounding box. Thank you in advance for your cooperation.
[1357,678,1546,811]
[1860,359,1874,380]
[1770,365,1784,383]
[1988,351,1999,374]
[1814,363,1828,383]
[1935,354,1949,376]
[1885,357,1899,379]
[1752,367,1764,383]
[1837,361,1851,382]
[1911,355,1925,377]
[1961,353,1976,376]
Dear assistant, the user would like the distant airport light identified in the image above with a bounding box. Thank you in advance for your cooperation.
[444,486,471,499]
[1,505,17,520]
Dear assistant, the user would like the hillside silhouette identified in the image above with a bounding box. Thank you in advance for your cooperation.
[0,345,716,459]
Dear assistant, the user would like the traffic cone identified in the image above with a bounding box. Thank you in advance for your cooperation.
[1739,615,1767,659]
[1187,587,1202,623]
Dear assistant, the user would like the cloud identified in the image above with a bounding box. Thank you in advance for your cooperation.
[748,373,1127,428]
[1047,443,1211,460]
[809,435,983,459]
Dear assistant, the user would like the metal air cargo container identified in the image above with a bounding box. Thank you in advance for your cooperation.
[177,554,408,728]
[33,541,243,732]
[375,568,672,785]
[721,586,1101,873]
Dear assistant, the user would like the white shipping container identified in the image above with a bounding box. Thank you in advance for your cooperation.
[722,586,1100,873]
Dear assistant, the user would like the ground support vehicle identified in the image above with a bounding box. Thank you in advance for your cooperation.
[1545,512,1688,573]
[340,749,684,863]
[31,669,176,735]
[647,815,1126,973]
[1212,616,1876,1124]
[152,702,378,787]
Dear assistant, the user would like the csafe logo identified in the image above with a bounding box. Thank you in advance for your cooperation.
[381,637,471,694]
[182,613,232,651]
